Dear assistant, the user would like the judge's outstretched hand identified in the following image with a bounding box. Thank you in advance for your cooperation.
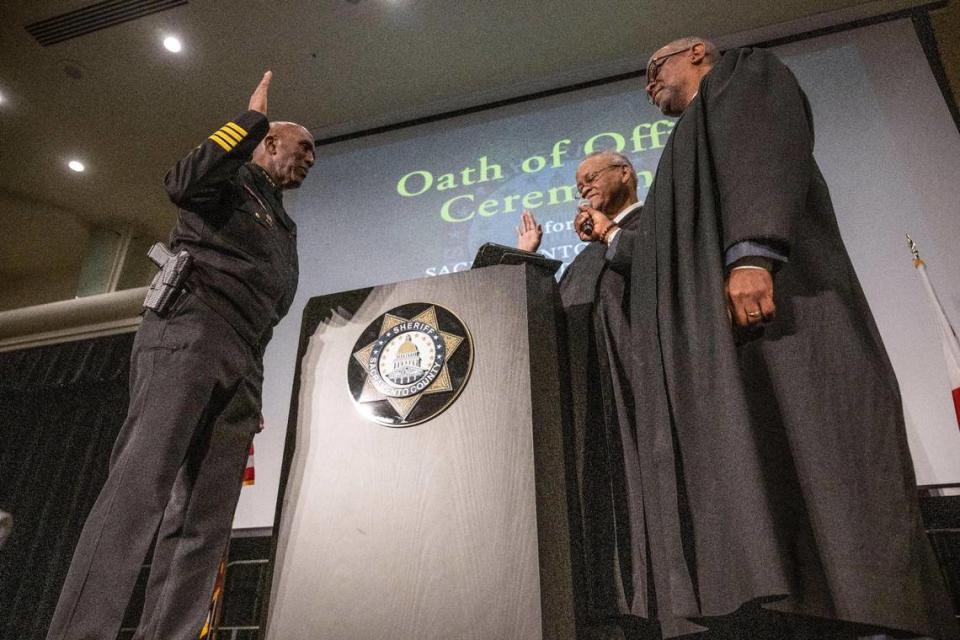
[516,210,543,252]
[249,71,272,115]
[725,268,776,327]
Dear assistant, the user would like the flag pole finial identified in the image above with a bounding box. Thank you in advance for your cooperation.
[906,233,924,267]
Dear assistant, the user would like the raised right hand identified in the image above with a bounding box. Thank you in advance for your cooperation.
[516,210,543,252]
[249,71,272,115]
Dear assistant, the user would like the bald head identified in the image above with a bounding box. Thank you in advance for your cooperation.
[268,121,311,138]
[252,121,316,189]
[645,37,719,117]
[657,37,720,65]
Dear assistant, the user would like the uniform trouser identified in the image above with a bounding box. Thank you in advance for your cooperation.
[46,289,263,640]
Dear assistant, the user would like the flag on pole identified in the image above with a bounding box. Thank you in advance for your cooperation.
[199,544,229,639]
[243,415,263,487]
[243,443,255,486]
[200,426,261,638]
[908,234,960,428]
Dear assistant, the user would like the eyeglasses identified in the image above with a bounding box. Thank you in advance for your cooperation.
[576,164,624,196]
[646,45,696,84]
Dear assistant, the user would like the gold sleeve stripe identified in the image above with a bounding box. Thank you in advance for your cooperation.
[209,132,234,151]
[214,131,237,149]
[223,121,248,138]
[217,126,242,144]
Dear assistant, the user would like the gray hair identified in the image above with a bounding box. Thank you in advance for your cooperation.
[581,149,637,182]
[584,149,634,171]
[583,150,637,186]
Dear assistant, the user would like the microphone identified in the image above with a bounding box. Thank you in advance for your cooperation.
[578,199,594,237]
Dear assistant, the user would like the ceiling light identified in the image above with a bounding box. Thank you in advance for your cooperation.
[68,160,85,172]
[163,36,182,53]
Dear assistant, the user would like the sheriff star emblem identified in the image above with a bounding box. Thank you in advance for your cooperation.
[348,303,473,427]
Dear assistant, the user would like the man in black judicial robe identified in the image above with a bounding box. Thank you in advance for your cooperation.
[575,37,958,638]
[519,151,674,639]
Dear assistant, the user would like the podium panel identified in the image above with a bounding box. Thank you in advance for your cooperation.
[265,265,574,640]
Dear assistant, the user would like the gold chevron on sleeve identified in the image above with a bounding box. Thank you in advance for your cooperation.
[208,131,233,151]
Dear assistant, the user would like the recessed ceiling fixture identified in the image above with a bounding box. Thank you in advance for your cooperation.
[163,35,182,53]
[0,91,5,105]
[68,160,85,172]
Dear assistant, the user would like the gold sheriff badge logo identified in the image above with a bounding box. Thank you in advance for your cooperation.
[348,303,473,427]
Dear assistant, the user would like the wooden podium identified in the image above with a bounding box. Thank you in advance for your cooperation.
[264,264,576,640]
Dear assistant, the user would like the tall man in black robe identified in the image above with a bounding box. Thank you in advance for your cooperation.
[575,37,958,638]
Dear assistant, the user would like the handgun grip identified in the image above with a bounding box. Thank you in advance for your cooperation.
[148,242,174,268]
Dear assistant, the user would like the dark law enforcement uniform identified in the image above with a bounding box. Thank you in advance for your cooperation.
[47,110,298,640]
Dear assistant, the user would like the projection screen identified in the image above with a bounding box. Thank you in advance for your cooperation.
[233,16,960,528]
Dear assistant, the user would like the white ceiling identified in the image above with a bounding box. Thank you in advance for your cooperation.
[0,0,923,289]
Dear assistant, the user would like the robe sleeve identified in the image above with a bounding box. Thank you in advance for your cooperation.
[605,227,637,275]
[702,48,813,257]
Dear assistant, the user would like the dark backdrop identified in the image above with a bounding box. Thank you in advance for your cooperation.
[0,333,133,640]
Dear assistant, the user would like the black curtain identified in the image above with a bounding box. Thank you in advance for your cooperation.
[0,333,134,640]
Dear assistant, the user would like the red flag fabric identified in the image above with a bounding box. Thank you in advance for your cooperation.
[243,414,264,488]
[954,388,960,427]
[243,443,255,486]
[913,254,960,428]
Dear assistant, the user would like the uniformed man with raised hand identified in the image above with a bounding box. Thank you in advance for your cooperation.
[47,71,316,640]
